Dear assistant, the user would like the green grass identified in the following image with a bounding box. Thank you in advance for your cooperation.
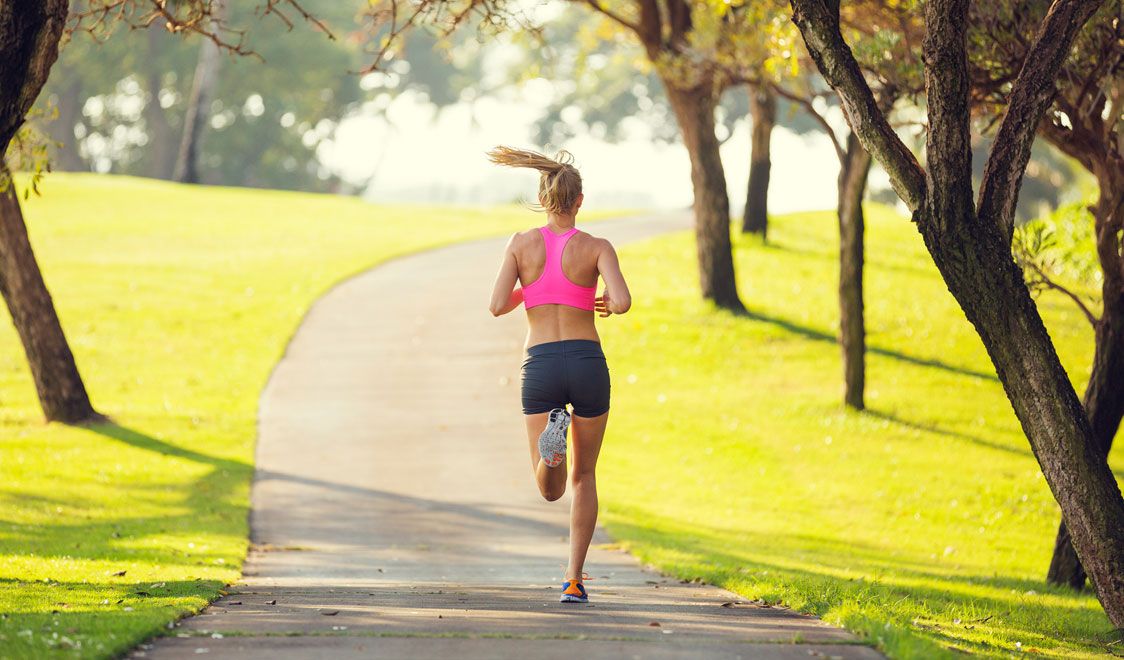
[0,174,623,658]
[4,175,1118,659]
[597,206,1123,658]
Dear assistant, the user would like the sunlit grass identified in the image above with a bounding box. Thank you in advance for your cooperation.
[598,205,1121,659]
[0,173,624,658]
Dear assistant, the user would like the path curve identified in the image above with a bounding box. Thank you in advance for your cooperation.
[143,214,881,659]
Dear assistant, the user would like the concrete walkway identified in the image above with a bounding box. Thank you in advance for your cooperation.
[139,214,881,659]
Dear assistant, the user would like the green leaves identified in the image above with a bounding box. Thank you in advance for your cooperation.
[1012,201,1102,324]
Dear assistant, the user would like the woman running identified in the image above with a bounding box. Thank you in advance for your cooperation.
[486,146,631,604]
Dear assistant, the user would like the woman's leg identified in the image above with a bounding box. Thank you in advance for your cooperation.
[565,411,608,581]
[525,412,567,501]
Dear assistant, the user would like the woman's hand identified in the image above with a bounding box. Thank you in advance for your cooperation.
[595,293,612,317]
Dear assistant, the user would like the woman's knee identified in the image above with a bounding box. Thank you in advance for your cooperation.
[570,467,596,488]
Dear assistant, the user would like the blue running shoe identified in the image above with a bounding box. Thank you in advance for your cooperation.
[559,580,588,603]
[538,408,570,468]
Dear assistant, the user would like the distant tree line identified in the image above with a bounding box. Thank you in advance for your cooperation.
[35,0,362,192]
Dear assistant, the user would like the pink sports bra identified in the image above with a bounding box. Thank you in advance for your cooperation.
[522,226,597,311]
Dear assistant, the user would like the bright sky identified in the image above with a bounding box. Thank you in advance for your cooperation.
[322,79,890,215]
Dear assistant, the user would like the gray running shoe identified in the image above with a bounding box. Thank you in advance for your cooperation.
[538,408,570,468]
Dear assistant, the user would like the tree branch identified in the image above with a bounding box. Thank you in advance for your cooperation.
[1019,256,1101,327]
[922,0,974,231]
[582,0,641,35]
[635,0,663,54]
[789,0,926,212]
[770,83,845,163]
[664,0,691,47]
[976,0,1106,242]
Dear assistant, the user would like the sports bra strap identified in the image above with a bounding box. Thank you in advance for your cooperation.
[523,225,596,312]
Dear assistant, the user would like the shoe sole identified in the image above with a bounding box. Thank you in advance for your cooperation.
[538,409,569,468]
[559,594,588,603]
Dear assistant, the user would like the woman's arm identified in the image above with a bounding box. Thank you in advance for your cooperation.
[594,240,631,317]
[489,235,524,317]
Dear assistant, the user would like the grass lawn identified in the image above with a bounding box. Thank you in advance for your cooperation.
[597,205,1123,658]
[0,174,622,658]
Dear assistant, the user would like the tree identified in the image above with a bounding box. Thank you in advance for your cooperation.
[789,0,1124,625]
[970,0,1124,589]
[771,4,919,410]
[559,0,760,310]
[35,0,356,191]
[511,7,782,231]
[741,82,775,237]
[768,81,880,408]
[3,0,328,423]
[0,1,101,424]
[173,6,226,184]
[367,0,808,310]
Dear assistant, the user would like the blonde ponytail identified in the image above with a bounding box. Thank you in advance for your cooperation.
[487,146,583,215]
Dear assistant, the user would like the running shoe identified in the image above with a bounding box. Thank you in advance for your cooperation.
[538,407,570,468]
[559,580,588,603]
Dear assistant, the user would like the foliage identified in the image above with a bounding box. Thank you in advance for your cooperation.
[2,122,53,197]
[505,6,676,145]
[965,0,1119,222]
[968,0,1122,143]
[34,0,364,191]
[0,173,623,659]
[507,2,817,149]
[599,206,1121,659]
[1013,198,1103,324]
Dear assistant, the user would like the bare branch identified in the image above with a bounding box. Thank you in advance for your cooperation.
[771,83,845,163]
[582,0,640,35]
[69,0,334,58]
[789,0,926,212]
[976,0,1106,242]
[361,0,537,73]
[1019,255,1101,326]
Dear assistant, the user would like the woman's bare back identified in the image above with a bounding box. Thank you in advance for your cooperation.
[511,227,605,346]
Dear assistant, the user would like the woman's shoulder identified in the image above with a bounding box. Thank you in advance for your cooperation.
[574,229,614,252]
[506,227,544,248]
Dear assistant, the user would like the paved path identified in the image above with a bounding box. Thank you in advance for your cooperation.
[140,214,880,659]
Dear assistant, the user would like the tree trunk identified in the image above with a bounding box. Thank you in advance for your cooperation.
[173,3,225,184]
[838,133,871,410]
[144,24,177,180]
[742,84,775,238]
[0,2,99,424]
[45,77,86,171]
[0,167,101,424]
[918,199,1124,625]
[1047,175,1124,589]
[664,82,743,311]
[789,0,1124,626]
[0,0,69,151]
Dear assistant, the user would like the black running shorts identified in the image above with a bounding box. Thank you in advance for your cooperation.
[521,340,610,418]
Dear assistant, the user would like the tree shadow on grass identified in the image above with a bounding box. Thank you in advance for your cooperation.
[751,235,939,280]
[863,409,1124,480]
[603,508,1115,658]
[4,422,574,568]
[734,307,999,383]
[1,422,619,656]
[0,422,252,568]
[90,422,250,474]
[862,408,1033,459]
